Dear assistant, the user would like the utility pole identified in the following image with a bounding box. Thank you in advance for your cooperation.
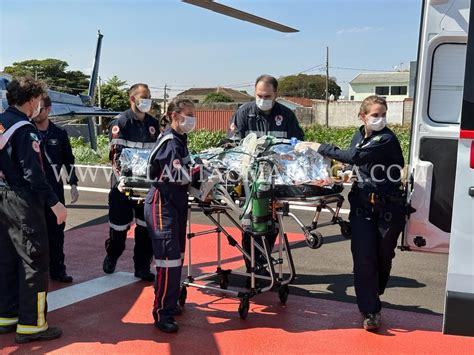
[163,84,168,115]
[325,46,329,128]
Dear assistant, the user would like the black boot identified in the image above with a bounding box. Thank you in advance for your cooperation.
[103,255,117,274]
[134,270,155,282]
[51,272,73,283]
[15,327,62,344]
[362,312,381,331]
[154,319,179,333]
[0,324,16,334]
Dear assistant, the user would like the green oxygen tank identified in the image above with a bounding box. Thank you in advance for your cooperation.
[251,180,270,233]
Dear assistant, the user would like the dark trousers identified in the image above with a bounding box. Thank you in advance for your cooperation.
[348,190,406,314]
[106,187,153,273]
[144,185,187,323]
[45,182,66,277]
[0,188,50,333]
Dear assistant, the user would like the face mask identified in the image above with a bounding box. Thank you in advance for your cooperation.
[367,116,387,132]
[256,98,273,111]
[136,98,152,113]
[179,115,196,134]
[30,101,42,119]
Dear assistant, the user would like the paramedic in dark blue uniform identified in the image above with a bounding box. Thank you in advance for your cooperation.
[296,95,406,331]
[32,95,78,283]
[103,83,159,281]
[227,75,304,276]
[144,98,196,334]
[0,78,65,343]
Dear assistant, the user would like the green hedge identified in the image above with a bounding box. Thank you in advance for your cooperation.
[71,125,411,164]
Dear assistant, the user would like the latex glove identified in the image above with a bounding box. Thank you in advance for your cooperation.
[51,202,67,225]
[70,185,79,204]
[294,142,321,153]
[117,178,126,193]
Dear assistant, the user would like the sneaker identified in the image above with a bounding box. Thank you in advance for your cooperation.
[15,327,62,344]
[50,273,73,283]
[103,255,116,274]
[134,270,155,282]
[0,325,16,334]
[154,319,179,333]
[362,312,381,331]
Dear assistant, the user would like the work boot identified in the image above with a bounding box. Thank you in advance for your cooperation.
[134,270,155,282]
[0,325,16,334]
[51,272,73,283]
[103,255,116,274]
[15,327,62,344]
[174,304,183,316]
[154,319,179,333]
[362,312,381,331]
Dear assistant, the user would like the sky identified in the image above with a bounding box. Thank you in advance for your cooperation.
[0,0,422,98]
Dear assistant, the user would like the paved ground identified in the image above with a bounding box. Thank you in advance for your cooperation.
[1,184,467,354]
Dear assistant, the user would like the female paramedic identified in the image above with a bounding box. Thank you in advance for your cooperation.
[144,98,196,333]
[296,95,406,331]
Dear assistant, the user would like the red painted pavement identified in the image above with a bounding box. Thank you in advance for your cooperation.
[1,223,473,354]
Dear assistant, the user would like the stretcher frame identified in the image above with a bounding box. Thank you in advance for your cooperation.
[178,191,349,319]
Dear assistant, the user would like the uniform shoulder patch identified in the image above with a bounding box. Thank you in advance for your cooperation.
[31,140,41,153]
[0,123,5,134]
[149,126,156,135]
[372,135,382,142]
[30,132,39,141]
[172,159,182,170]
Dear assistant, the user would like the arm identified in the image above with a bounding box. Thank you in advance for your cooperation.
[318,135,395,166]
[13,127,59,208]
[108,119,125,182]
[61,130,78,186]
[287,113,304,140]
[226,109,246,140]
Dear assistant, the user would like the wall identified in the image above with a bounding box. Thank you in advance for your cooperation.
[296,99,412,127]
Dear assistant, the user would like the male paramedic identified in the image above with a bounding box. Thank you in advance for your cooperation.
[103,83,160,281]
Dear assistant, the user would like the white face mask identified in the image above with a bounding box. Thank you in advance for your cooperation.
[256,98,274,111]
[136,98,152,113]
[30,101,42,119]
[179,115,196,134]
[367,116,387,132]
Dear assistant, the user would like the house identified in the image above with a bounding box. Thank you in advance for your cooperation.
[276,96,314,111]
[348,72,410,101]
[176,87,254,104]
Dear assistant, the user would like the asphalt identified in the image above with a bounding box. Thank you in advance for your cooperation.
[64,181,448,316]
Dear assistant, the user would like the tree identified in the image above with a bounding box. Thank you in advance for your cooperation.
[99,76,129,111]
[203,92,234,103]
[278,74,342,100]
[3,58,89,95]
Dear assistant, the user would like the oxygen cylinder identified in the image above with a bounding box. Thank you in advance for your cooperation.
[252,180,270,233]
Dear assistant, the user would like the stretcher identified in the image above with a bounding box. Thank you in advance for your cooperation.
[119,135,350,319]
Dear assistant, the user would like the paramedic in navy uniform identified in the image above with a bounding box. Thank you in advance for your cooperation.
[144,98,196,333]
[103,83,160,281]
[296,95,406,331]
[227,74,304,277]
[0,78,66,343]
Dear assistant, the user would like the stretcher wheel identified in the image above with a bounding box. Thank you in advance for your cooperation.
[306,230,323,249]
[278,284,289,304]
[340,221,351,239]
[179,286,187,307]
[238,296,250,319]
[219,274,229,290]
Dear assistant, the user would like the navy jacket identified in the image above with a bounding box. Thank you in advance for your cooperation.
[109,109,160,186]
[0,106,59,207]
[37,121,78,187]
[149,127,190,191]
[318,126,404,194]
[227,101,304,140]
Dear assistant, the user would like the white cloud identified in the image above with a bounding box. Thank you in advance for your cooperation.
[336,26,383,35]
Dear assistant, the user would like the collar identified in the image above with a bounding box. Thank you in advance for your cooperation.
[6,106,29,121]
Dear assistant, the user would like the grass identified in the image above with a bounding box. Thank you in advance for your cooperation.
[71,125,411,164]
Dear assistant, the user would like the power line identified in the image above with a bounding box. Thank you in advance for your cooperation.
[329,66,394,72]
